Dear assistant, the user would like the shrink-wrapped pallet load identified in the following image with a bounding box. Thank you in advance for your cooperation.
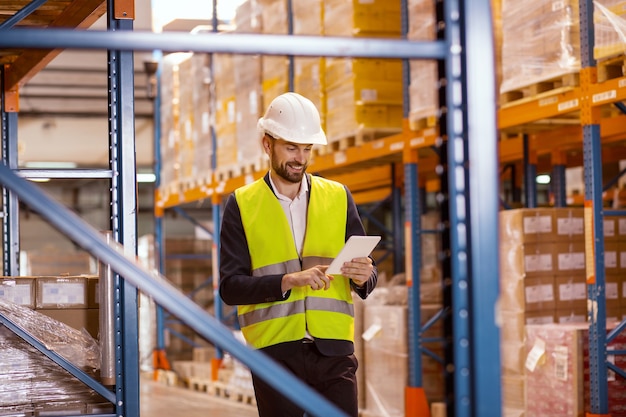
[407,0,438,131]
[293,0,325,130]
[500,0,580,97]
[160,53,191,194]
[259,0,289,110]
[212,54,238,177]
[234,0,265,171]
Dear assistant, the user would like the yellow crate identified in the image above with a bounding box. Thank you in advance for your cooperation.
[326,102,403,142]
[324,0,401,37]
[325,58,403,86]
[352,11,401,36]
[327,78,404,107]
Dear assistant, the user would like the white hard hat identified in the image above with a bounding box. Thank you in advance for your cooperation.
[257,92,327,145]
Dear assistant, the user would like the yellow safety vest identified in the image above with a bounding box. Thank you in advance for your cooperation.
[235,175,355,349]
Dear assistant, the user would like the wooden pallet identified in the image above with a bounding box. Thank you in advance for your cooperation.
[319,127,402,156]
[408,113,438,131]
[597,54,626,83]
[187,377,257,406]
[499,72,580,105]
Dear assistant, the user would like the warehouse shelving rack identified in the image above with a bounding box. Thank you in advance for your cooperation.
[0,0,501,416]
[461,0,626,414]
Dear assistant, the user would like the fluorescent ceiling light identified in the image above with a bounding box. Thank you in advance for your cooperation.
[137,173,156,183]
[23,161,77,169]
[536,174,551,184]
[27,178,50,183]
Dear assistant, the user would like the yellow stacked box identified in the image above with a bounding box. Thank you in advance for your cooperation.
[500,0,580,95]
[594,1,626,60]
[159,53,192,194]
[323,0,401,37]
[408,0,438,131]
[293,0,325,130]
[212,54,238,175]
[324,0,403,144]
[260,0,289,110]
[234,0,264,169]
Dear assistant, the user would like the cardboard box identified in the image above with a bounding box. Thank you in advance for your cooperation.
[500,208,556,243]
[553,207,585,241]
[555,275,587,310]
[524,276,556,312]
[523,241,557,278]
[556,306,588,323]
[37,308,99,339]
[0,277,35,308]
[35,276,88,309]
[87,276,99,309]
[525,309,556,324]
[554,240,586,277]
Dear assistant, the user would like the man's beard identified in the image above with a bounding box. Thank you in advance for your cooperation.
[271,156,307,184]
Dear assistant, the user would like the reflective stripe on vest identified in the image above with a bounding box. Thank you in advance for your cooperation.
[235,175,354,349]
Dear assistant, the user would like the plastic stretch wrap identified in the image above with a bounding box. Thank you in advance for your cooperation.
[594,0,626,59]
[0,302,106,414]
[500,0,580,94]
[359,287,444,417]
[407,0,438,129]
[0,299,100,370]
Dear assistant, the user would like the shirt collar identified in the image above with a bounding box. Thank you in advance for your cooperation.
[268,172,309,201]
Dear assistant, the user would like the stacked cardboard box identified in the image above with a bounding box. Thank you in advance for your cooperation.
[293,0,325,130]
[212,54,238,175]
[360,287,444,417]
[160,53,191,193]
[500,207,584,415]
[234,0,265,170]
[500,207,626,414]
[500,0,580,94]
[259,0,289,110]
[524,323,626,416]
[407,0,438,131]
[162,238,217,361]
[0,275,99,339]
[594,1,626,60]
[323,0,403,144]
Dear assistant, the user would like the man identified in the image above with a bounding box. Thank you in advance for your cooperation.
[219,92,378,417]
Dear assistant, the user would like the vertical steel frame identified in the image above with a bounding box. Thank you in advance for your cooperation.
[523,134,537,208]
[440,0,501,415]
[552,164,567,207]
[107,3,140,415]
[0,71,19,276]
[579,0,610,412]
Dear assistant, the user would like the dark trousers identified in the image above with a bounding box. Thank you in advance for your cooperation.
[251,340,359,417]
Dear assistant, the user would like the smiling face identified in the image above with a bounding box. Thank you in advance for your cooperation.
[264,135,313,184]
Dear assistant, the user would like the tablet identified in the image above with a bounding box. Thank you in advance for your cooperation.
[326,235,381,275]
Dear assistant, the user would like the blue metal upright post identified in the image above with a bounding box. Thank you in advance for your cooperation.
[439,0,501,414]
[464,0,502,414]
[523,134,537,208]
[404,157,431,415]
[151,44,170,376]
[552,162,567,207]
[579,0,610,412]
[0,69,19,276]
[108,2,140,415]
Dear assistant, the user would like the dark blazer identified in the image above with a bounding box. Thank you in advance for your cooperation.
[219,172,378,356]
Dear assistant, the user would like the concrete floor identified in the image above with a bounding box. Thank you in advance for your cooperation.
[140,376,258,417]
